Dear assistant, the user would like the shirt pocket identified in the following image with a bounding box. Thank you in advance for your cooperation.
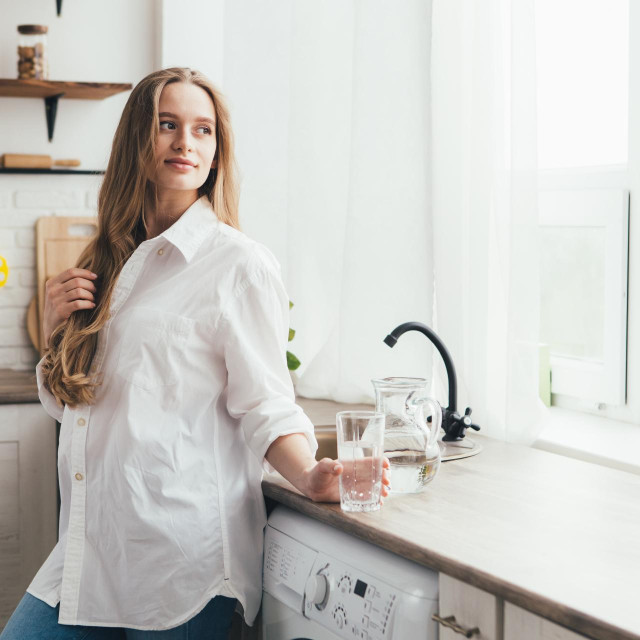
[116,307,194,390]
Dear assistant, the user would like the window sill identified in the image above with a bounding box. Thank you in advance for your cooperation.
[533,406,640,476]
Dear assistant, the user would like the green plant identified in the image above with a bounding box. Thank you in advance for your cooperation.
[287,300,301,371]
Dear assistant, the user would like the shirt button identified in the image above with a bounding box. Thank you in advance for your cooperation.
[157,248,164,256]
[77,418,86,426]
[75,473,84,481]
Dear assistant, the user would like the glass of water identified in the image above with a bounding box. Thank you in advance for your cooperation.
[336,411,386,512]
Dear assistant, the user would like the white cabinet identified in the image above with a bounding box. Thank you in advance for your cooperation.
[504,603,588,640]
[437,574,503,640]
[437,575,590,640]
[0,404,57,631]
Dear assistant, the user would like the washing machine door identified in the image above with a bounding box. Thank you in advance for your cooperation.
[262,592,342,640]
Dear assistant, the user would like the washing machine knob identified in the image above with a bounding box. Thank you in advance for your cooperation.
[305,573,329,609]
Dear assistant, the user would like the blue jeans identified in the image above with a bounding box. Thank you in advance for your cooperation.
[0,592,237,640]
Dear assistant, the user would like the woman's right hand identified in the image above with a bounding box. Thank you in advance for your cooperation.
[43,268,98,348]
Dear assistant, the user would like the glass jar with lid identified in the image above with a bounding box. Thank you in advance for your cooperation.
[17,24,49,80]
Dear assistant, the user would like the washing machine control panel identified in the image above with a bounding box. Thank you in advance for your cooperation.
[264,513,438,640]
[263,527,318,613]
[304,557,398,640]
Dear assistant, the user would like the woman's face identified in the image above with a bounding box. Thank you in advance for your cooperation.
[152,81,218,197]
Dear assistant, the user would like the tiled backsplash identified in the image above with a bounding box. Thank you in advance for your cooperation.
[0,176,100,370]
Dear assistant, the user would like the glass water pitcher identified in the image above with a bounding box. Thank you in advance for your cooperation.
[371,377,442,493]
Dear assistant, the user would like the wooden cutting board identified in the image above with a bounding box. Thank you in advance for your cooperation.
[28,216,98,355]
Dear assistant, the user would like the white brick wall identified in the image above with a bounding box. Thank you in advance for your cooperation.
[0,176,100,371]
[15,190,84,210]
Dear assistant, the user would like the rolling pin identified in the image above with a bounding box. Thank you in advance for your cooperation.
[1,153,81,168]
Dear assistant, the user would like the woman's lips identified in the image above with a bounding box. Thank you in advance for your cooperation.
[165,159,197,171]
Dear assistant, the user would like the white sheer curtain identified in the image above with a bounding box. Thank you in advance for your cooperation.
[430,0,547,443]
[225,1,436,404]
[224,0,547,436]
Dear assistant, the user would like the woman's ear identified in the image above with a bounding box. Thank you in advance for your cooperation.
[211,156,217,169]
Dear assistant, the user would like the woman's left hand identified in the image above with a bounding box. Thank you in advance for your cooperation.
[302,457,391,504]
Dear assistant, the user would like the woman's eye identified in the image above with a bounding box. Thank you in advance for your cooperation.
[196,126,212,134]
[159,121,175,130]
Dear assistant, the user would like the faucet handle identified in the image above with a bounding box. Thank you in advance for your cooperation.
[442,406,481,441]
[463,407,481,432]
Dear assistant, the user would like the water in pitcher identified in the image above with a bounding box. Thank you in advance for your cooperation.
[337,441,384,512]
[386,449,441,493]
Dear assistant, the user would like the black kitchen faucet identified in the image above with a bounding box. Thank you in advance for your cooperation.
[383,321,481,441]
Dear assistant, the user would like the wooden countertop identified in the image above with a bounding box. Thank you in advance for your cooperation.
[0,368,38,404]
[262,434,640,640]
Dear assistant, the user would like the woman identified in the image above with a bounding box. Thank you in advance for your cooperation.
[1,68,389,639]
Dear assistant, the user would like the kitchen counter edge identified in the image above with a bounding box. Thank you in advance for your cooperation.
[0,368,39,404]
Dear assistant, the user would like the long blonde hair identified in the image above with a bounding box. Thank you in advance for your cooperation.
[42,67,240,408]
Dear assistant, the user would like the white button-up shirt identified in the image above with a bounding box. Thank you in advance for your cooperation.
[29,196,317,631]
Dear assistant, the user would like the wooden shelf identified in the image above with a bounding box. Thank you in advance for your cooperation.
[0,78,132,141]
[0,168,103,175]
[0,78,131,100]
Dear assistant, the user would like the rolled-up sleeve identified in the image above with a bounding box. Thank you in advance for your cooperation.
[36,355,65,422]
[219,262,317,471]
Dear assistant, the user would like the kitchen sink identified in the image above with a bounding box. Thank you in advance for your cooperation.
[301,399,482,463]
[313,427,483,462]
[314,428,338,460]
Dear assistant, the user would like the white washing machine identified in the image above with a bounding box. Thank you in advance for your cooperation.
[262,505,439,640]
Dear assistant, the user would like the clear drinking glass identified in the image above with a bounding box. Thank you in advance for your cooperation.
[336,411,385,512]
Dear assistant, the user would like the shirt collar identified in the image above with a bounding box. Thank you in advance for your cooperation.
[159,196,219,263]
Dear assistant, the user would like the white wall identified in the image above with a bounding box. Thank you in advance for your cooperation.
[159,0,225,87]
[0,0,157,369]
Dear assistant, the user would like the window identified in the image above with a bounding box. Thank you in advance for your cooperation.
[536,0,635,417]
[539,188,628,405]
[536,0,628,170]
